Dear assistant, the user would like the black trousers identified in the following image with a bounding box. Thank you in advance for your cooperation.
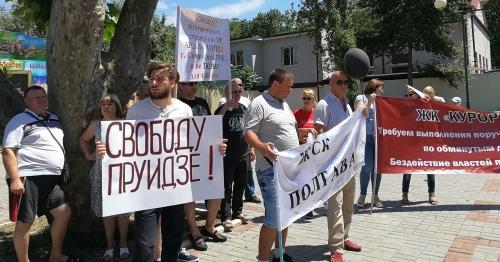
[220,157,248,221]
[133,204,185,262]
[402,174,436,194]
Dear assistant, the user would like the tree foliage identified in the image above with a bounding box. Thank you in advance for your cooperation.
[231,64,263,90]
[229,6,300,39]
[150,14,176,62]
[5,0,50,36]
[298,0,356,72]
[358,0,461,85]
[484,0,500,68]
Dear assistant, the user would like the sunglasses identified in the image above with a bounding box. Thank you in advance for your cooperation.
[302,97,312,100]
[405,92,416,97]
[336,80,349,85]
[236,83,244,87]
[232,90,242,94]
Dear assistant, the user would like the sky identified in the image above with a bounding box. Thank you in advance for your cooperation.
[0,0,297,25]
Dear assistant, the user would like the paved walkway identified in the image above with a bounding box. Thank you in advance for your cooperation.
[1,162,499,261]
[190,173,500,262]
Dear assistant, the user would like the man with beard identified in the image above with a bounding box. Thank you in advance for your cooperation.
[97,62,226,262]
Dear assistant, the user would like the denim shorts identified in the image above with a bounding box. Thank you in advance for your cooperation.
[256,167,278,228]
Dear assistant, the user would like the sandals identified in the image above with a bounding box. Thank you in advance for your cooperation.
[232,214,250,224]
[201,227,227,242]
[356,194,366,208]
[103,249,114,261]
[222,220,234,230]
[429,193,438,205]
[119,247,130,259]
[190,235,208,251]
[402,194,410,205]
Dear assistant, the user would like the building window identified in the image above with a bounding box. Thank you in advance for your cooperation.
[478,54,482,69]
[486,58,488,69]
[483,56,486,69]
[231,51,244,66]
[391,50,409,73]
[282,46,298,66]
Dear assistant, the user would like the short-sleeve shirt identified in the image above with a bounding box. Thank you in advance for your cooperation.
[179,97,211,116]
[2,109,65,178]
[315,91,352,131]
[293,108,315,129]
[214,103,248,159]
[355,94,375,135]
[126,98,193,120]
[244,92,299,171]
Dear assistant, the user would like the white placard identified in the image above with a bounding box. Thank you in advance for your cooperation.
[100,115,224,216]
[275,110,366,230]
[175,6,231,82]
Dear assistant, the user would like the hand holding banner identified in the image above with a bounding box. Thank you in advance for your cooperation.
[376,96,500,174]
[275,109,366,230]
[100,115,224,217]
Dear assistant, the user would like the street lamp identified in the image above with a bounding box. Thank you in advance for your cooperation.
[434,0,471,109]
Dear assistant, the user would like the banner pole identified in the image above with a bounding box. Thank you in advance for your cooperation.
[370,171,374,214]
[278,230,284,262]
[274,160,284,262]
[370,95,378,215]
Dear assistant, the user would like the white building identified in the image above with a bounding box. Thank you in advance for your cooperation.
[230,0,492,84]
[373,0,491,74]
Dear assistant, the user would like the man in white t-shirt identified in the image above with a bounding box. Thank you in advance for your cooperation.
[2,85,73,262]
[97,62,226,262]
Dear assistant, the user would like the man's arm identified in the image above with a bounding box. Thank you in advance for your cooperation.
[2,148,24,194]
[244,130,277,161]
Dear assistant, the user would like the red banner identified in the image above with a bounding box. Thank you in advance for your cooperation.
[376,97,500,174]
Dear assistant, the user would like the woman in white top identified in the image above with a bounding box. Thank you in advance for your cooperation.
[354,79,384,208]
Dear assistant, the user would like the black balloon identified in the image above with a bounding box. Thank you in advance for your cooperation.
[344,48,370,79]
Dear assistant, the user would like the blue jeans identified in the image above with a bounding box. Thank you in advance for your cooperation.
[359,135,382,195]
[256,167,278,228]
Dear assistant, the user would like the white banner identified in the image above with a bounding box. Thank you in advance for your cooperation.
[100,116,224,217]
[175,7,231,82]
[275,109,366,230]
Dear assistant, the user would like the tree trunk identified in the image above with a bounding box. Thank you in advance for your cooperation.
[46,0,107,238]
[102,0,158,103]
[0,71,24,139]
[46,0,159,238]
[407,41,414,86]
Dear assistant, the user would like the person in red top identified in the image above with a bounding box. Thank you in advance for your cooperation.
[293,88,318,219]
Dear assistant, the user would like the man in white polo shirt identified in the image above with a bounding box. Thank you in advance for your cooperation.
[2,85,73,262]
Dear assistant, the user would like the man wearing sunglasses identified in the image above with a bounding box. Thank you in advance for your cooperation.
[314,71,362,262]
[218,78,261,205]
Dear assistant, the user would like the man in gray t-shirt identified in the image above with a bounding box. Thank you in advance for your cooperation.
[244,68,300,262]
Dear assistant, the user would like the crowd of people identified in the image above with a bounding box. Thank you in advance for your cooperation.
[3,60,463,262]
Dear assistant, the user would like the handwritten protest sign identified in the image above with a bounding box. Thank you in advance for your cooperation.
[275,109,366,230]
[100,115,224,216]
[175,7,231,82]
[376,96,500,174]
